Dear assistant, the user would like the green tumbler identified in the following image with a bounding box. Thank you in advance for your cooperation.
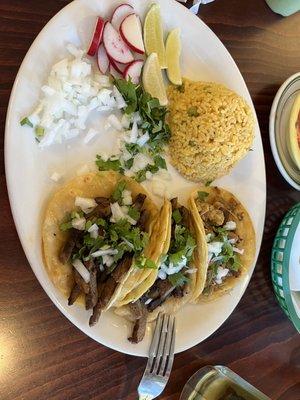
[265,0,300,16]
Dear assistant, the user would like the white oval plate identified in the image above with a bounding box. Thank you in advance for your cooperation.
[5,0,266,356]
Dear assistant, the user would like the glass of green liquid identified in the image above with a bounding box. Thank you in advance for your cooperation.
[180,366,271,400]
[265,0,300,16]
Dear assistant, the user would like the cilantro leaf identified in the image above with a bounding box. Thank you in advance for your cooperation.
[135,256,156,269]
[115,79,138,114]
[198,191,209,202]
[168,272,189,288]
[153,155,167,170]
[60,221,72,231]
[172,209,182,224]
[111,181,126,203]
[20,117,33,127]
[128,206,140,221]
[96,156,123,172]
[187,106,199,117]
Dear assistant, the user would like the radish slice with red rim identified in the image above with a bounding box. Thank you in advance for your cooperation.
[103,22,134,64]
[124,60,144,84]
[109,56,125,74]
[120,14,145,55]
[97,44,109,74]
[109,64,123,80]
[111,3,134,31]
[87,17,106,57]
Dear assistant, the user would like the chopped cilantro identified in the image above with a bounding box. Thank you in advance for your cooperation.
[125,143,141,156]
[124,158,134,169]
[168,272,189,288]
[128,206,140,221]
[85,220,93,231]
[205,181,212,187]
[135,256,156,269]
[60,221,72,231]
[114,79,138,114]
[20,117,33,127]
[153,155,167,170]
[96,156,123,173]
[35,126,45,137]
[187,106,199,117]
[172,209,182,224]
[198,191,209,202]
[111,181,126,204]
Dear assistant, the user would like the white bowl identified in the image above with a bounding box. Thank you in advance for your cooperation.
[269,72,300,191]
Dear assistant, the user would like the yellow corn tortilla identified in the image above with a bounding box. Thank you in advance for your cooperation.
[115,198,208,321]
[42,171,162,310]
[189,186,256,301]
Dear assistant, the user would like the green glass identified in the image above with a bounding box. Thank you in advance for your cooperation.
[180,366,271,400]
[265,0,300,16]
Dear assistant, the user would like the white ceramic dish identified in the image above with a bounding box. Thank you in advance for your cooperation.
[269,72,300,191]
[5,0,266,356]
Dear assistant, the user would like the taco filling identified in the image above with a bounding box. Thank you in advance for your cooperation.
[128,198,196,343]
[58,181,155,326]
[195,190,245,296]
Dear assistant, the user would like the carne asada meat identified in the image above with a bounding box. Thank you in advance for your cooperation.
[111,255,133,283]
[85,260,98,310]
[179,206,190,228]
[133,193,146,211]
[59,229,78,264]
[89,197,111,218]
[146,279,175,312]
[171,197,178,210]
[68,284,81,306]
[136,210,148,231]
[98,276,118,309]
[89,302,102,327]
[74,270,90,294]
[128,300,148,343]
[173,286,185,298]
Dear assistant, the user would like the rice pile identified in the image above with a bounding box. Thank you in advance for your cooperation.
[167,79,254,182]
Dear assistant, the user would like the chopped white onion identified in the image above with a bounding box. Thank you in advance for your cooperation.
[144,298,153,305]
[72,259,90,283]
[215,267,229,285]
[224,221,237,231]
[75,196,97,214]
[110,202,136,225]
[137,132,150,147]
[91,248,118,258]
[107,114,123,131]
[71,217,86,231]
[50,171,62,182]
[113,86,126,109]
[102,255,115,267]
[88,223,99,239]
[122,189,133,206]
[129,121,139,143]
[84,128,98,144]
[207,241,223,256]
[233,247,244,255]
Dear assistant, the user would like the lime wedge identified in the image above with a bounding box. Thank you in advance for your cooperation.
[143,53,168,106]
[144,4,167,69]
[166,28,182,85]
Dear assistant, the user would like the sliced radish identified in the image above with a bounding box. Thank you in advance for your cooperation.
[97,44,109,74]
[109,56,126,74]
[87,17,106,56]
[120,14,145,55]
[109,64,123,80]
[124,60,144,84]
[111,3,134,31]
[103,22,134,64]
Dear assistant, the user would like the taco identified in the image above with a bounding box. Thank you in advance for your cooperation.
[115,197,208,343]
[42,172,169,326]
[189,186,256,300]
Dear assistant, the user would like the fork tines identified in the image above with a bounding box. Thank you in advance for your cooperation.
[147,313,176,378]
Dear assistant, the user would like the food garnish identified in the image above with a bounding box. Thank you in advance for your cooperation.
[288,92,300,170]
[96,78,170,183]
[166,28,182,86]
[143,53,168,106]
[144,4,167,69]
[120,13,145,54]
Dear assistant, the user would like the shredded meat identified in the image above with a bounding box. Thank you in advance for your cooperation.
[128,300,148,343]
[196,201,225,227]
[59,229,78,264]
[179,206,190,228]
[85,260,98,310]
[68,284,81,306]
[133,193,147,211]
[173,286,185,298]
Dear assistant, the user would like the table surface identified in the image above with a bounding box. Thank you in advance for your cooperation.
[1,1,300,399]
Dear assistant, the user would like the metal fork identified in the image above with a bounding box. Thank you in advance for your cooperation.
[138,314,176,400]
